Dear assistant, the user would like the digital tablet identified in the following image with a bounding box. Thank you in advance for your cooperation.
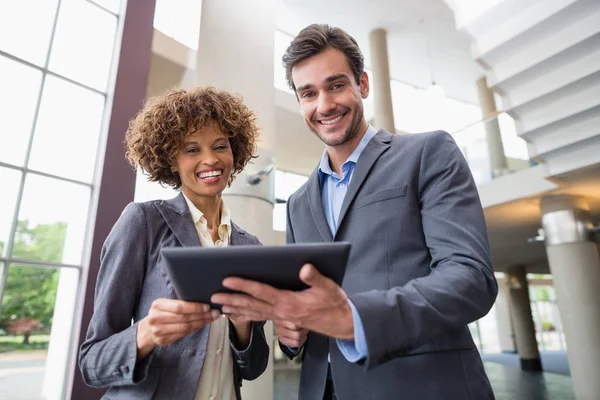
[161,242,351,307]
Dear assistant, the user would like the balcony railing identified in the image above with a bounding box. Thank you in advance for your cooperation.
[451,111,533,185]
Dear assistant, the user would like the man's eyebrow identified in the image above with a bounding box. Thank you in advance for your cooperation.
[296,74,351,92]
[325,73,350,83]
[296,83,314,92]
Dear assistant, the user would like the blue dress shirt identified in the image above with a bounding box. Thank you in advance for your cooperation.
[317,125,378,362]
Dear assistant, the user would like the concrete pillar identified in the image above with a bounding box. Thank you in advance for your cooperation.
[368,29,395,133]
[506,265,542,371]
[495,279,517,353]
[195,1,277,399]
[541,195,600,400]
[476,76,507,177]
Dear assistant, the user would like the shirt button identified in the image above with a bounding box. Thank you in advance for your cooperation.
[209,396,215,400]
[215,240,223,247]
[340,183,346,188]
[216,348,222,355]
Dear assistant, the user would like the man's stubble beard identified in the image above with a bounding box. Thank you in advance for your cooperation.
[306,102,365,147]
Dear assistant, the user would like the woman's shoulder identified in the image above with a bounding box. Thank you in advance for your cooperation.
[231,222,262,245]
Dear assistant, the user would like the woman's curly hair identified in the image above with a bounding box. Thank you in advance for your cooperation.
[125,87,259,189]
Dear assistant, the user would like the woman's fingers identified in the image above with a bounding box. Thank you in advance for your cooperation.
[148,308,219,325]
[145,299,221,346]
[151,298,211,314]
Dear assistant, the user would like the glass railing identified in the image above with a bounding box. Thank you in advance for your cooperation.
[451,111,532,186]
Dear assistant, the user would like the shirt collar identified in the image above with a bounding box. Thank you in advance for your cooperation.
[318,125,378,178]
[182,193,231,236]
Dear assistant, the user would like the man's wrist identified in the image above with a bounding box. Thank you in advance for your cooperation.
[337,299,355,340]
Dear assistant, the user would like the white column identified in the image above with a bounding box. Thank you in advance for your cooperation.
[506,265,542,371]
[494,280,516,353]
[476,76,508,177]
[541,195,600,400]
[195,2,277,399]
[368,28,395,133]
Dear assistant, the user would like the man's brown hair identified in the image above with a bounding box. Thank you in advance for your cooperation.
[282,24,365,91]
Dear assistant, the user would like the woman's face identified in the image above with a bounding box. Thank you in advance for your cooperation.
[172,122,234,203]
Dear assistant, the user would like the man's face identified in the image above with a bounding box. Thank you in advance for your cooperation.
[291,48,369,147]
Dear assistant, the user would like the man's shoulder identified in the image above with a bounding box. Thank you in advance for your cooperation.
[389,129,452,147]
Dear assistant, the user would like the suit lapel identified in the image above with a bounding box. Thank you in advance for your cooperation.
[335,130,392,239]
[230,222,251,245]
[155,193,201,247]
[306,169,334,242]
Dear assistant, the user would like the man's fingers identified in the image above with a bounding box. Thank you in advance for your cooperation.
[279,336,305,348]
[220,278,281,304]
[276,326,306,341]
[221,305,269,321]
[277,327,308,348]
[299,264,334,289]
[275,320,303,331]
[211,292,274,312]
[152,298,211,314]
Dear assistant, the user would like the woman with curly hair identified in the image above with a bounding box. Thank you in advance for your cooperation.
[79,87,269,400]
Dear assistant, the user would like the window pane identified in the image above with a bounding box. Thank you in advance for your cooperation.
[0,0,60,66]
[154,0,202,50]
[172,0,202,49]
[0,168,22,258]
[273,203,287,232]
[28,76,105,183]
[12,174,91,265]
[134,169,178,202]
[153,0,176,35]
[0,57,43,167]
[88,0,122,14]
[0,264,79,400]
[48,0,118,92]
[274,31,293,94]
[274,170,308,200]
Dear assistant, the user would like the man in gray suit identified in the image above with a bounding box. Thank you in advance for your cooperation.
[212,24,498,399]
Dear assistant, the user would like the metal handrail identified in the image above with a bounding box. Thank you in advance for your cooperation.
[451,110,504,136]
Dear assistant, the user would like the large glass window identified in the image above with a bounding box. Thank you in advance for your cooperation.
[48,0,118,92]
[28,76,105,183]
[133,169,178,203]
[273,170,308,232]
[12,174,91,266]
[88,0,122,14]
[0,0,60,66]
[0,264,79,400]
[274,31,294,94]
[153,0,203,50]
[0,168,22,258]
[0,56,43,167]
[0,1,123,399]
[529,282,566,351]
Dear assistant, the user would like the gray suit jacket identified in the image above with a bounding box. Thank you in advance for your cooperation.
[283,130,498,400]
[79,193,269,400]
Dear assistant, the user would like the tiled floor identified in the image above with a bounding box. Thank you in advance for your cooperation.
[274,361,575,400]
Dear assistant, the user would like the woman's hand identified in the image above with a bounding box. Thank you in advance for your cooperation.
[137,298,220,359]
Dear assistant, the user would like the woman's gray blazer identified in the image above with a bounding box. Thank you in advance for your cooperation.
[79,193,269,399]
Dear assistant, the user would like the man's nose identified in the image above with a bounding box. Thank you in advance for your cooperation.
[316,92,336,115]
